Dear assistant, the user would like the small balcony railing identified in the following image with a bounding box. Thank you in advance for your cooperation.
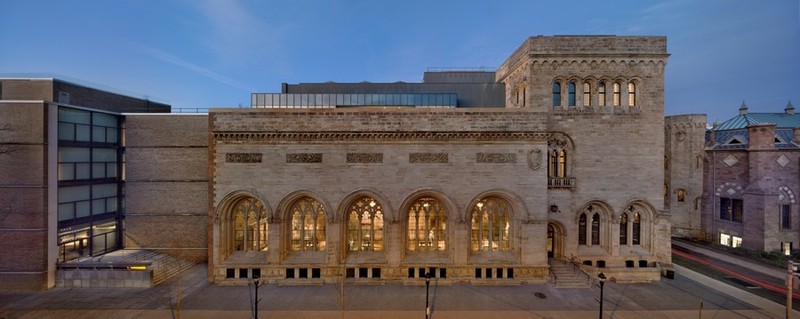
[548,177,576,189]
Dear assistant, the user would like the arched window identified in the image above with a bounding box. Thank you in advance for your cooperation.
[632,212,641,245]
[578,213,587,245]
[778,186,795,230]
[548,150,567,178]
[583,82,591,107]
[347,197,384,251]
[233,197,268,251]
[289,197,326,251]
[591,213,600,245]
[613,82,621,107]
[471,197,511,251]
[628,82,636,106]
[547,135,570,181]
[619,212,628,245]
[598,82,606,106]
[619,205,643,246]
[407,197,446,252]
[552,82,561,107]
[567,82,576,107]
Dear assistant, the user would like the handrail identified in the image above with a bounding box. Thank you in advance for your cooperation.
[548,266,557,286]
[568,258,593,285]
[57,261,152,270]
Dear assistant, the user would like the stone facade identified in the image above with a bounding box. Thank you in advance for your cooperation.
[665,114,707,237]
[209,36,671,285]
[702,105,800,251]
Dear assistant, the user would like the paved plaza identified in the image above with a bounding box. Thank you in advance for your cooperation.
[1,262,798,319]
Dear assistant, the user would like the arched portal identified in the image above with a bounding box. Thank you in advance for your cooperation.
[547,222,565,259]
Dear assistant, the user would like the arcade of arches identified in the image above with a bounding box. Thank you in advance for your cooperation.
[213,191,659,283]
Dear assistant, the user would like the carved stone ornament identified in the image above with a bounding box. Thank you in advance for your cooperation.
[527,149,542,170]
[409,152,449,163]
[225,153,262,163]
[346,153,383,163]
[477,152,517,163]
[286,153,323,163]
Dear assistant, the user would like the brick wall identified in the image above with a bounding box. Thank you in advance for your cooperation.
[0,101,50,290]
[123,114,209,261]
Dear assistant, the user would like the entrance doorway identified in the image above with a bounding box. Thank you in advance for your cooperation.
[546,222,563,259]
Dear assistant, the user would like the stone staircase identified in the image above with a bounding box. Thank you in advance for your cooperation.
[548,259,591,288]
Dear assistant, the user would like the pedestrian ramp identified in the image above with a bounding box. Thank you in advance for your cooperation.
[56,249,196,288]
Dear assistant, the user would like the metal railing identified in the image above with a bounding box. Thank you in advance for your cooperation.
[548,177,576,188]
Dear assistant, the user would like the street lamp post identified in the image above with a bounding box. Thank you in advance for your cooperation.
[252,275,262,319]
[425,272,431,319]
[598,273,607,319]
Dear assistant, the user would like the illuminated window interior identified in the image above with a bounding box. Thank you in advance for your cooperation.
[407,197,446,252]
[347,197,384,251]
[289,197,326,251]
[471,197,511,251]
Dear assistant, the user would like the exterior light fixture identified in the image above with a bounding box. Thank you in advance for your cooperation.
[425,272,432,319]
[598,272,607,319]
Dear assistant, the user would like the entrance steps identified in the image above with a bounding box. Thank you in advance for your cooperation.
[548,259,591,288]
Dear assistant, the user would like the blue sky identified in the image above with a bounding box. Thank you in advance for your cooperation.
[1,1,798,122]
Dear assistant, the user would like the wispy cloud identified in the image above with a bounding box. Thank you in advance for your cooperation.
[191,0,292,72]
[132,42,255,91]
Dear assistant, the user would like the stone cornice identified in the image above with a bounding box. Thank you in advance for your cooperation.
[214,131,552,144]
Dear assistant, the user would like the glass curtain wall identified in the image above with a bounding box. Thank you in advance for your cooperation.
[56,107,123,262]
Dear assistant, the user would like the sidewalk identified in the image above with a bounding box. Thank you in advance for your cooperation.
[1,259,798,318]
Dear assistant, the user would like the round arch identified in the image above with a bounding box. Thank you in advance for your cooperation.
[276,190,334,223]
[398,189,457,256]
[547,220,567,259]
[465,189,529,222]
[398,189,459,222]
[336,188,395,222]
[619,200,658,250]
[213,190,272,262]
[276,190,331,255]
[337,189,393,256]
[215,189,273,222]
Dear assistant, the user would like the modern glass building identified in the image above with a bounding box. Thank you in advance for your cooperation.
[56,106,124,262]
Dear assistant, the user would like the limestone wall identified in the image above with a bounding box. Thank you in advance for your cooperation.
[665,114,707,237]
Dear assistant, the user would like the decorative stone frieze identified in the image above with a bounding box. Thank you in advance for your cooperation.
[286,153,323,163]
[347,153,383,163]
[225,153,262,163]
[476,152,517,163]
[215,131,551,144]
[409,153,449,163]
